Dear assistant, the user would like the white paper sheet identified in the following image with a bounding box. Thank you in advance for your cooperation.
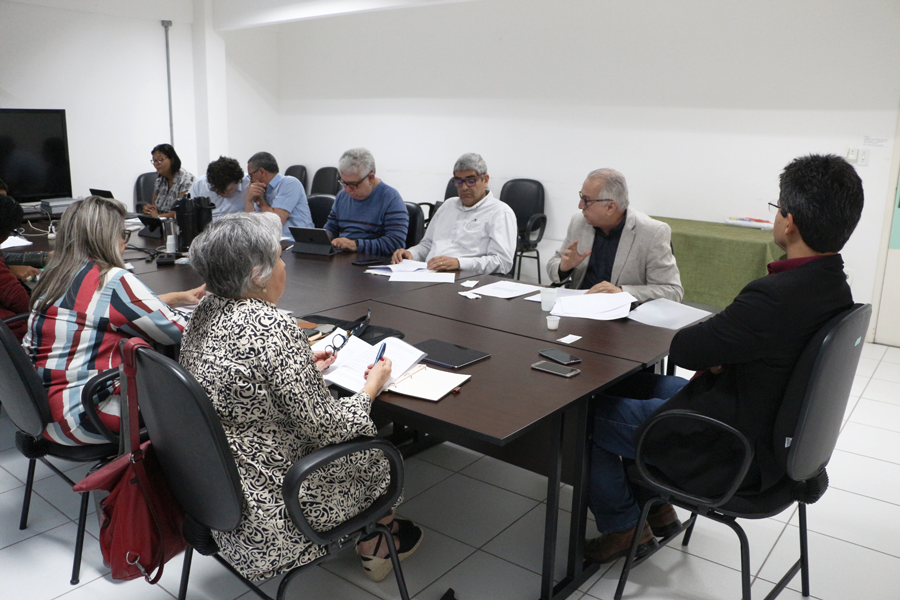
[550,292,636,321]
[459,291,481,299]
[460,280,479,288]
[365,269,392,277]
[368,260,429,274]
[523,288,587,302]
[389,272,455,283]
[1,236,32,249]
[312,330,427,392]
[627,298,711,330]
[557,334,582,344]
[470,281,541,299]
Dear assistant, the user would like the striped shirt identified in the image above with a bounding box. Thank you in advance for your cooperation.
[23,262,185,445]
[324,182,409,255]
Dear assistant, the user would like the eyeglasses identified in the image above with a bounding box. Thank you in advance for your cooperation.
[578,192,614,208]
[768,202,783,215]
[452,176,483,188]
[324,309,371,356]
[121,229,133,243]
[338,172,372,191]
[150,157,167,165]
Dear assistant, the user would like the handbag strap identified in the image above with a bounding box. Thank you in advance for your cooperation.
[130,448,168,584]
[120,338,152,454]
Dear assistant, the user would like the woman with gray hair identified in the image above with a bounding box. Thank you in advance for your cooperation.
[181,212,422,583]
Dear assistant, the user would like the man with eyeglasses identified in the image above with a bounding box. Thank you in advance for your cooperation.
[323,148,408,255]
[391,153,516,274]
[245,151,313,239]
[190,156,251,219]
[547,168,682,303]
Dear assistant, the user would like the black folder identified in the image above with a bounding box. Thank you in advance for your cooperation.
[413,339,490,369]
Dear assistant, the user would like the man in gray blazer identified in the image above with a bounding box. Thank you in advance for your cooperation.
[546,168,683,303]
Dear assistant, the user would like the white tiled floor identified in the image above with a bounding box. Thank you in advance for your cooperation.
[2,342,900,599]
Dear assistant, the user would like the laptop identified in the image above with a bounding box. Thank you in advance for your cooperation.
[89,188,115,199]
[288,227,342,256]
[413,339,491,369]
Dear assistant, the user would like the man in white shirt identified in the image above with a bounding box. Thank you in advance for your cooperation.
[391,153,517,275]
[190,156,250,219]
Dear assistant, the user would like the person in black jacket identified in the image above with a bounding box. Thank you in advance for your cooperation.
[585,154,864,565]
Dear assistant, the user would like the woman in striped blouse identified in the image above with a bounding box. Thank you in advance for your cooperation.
[23,196,204,445]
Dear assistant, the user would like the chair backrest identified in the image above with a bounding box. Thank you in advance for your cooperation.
[777,303,872,481]
[128,344,243,533]
[0,319,50,436]
[500,179,545,235]
[284,165,308,192]
[444,177,458,200]
[405,202,425,247]
[311,167,341,196]
[308,194,335,229]
[134,172,156,208]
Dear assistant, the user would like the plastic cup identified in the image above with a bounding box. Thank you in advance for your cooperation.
[546,315,560,331]
[540,288,558,311]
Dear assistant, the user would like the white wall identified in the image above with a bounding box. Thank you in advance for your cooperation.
[235,0,900,304]
[0,0,198,208]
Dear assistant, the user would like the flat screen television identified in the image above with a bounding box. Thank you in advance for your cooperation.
[0,108,72,203]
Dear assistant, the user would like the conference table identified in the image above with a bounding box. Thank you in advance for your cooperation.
[20,223,677,600]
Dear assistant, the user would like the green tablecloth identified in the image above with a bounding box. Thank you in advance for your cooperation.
[653,216,786,310]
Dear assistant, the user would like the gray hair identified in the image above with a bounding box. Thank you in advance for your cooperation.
[31,196,127,311]
[453,153,488,175]
[248,151,279,174]
[586,168,629,210]
[339,148,376,177]
[189,212,283,298]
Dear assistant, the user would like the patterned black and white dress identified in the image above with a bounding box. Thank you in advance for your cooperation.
[179,294,393,581]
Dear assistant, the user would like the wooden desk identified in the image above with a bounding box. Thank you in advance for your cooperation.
[380,274,678,367]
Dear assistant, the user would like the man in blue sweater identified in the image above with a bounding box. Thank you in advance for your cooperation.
[324,148,409,255]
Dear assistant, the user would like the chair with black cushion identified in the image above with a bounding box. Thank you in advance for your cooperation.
[405,202,425,248]
[134,171,156,211]
[612,303,872,600]
[307,194,336,229]
[311,166,342,196]
[500,179,547,283]
[417,178,453,229]
[0,314,119,585]
[124,340,412,600]
[284,165,308,193]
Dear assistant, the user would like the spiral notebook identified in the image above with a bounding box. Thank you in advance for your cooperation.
[385,365,470,402]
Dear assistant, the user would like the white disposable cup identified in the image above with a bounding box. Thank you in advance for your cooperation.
[166,234,177,254]
[546,315,560,331]
[540,287,558,311]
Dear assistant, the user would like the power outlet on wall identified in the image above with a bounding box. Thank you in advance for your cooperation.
[858,149,870,166]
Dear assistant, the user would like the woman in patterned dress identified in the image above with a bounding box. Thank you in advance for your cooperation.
[24,196,205,445]
[181,212,423,583]
[143,143,194,219]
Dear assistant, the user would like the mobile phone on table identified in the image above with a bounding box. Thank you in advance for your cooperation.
[538,348,581,365]
[352,258,385,266]
[531,361,581,378]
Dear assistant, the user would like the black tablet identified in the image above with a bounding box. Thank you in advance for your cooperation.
[413,339,490,369]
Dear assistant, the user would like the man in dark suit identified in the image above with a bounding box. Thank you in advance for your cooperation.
[585,154,864,564]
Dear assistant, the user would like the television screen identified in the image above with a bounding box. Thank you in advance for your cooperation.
[0,108,72,202]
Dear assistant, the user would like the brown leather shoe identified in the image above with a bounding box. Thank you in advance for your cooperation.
[647,503,682,538]
[585,522,658,564]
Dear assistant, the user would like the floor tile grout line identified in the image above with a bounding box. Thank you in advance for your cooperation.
[749,507,794,585]
[778,520,900,561]
[831,448,900,468]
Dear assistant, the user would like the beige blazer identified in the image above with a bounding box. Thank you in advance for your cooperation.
[546,209,683,303]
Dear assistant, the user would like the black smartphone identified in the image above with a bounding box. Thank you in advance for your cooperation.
[352,258,385,266]
[538,348,581,365]
[531,361,580,378]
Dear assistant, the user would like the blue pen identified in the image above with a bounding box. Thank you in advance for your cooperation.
[374,342,387,362]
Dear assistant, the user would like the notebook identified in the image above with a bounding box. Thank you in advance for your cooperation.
[385,365,471,402]
[413,339,490,369]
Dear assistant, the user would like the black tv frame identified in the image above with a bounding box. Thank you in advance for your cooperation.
[0,108,73,203]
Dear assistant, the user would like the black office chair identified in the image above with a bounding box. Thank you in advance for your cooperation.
[0,314,119,585]
[134,171,163,238]
[500,179,547,283]
[613,303,872,600]
[308,194,336,229]
[124,340,412,600]
[311,167,342,196]
[284,165,309,193]
[405,202,425,248]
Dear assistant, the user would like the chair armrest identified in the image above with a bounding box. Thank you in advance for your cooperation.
[3,313,30,325]
[282,437,404,553]
[634,409,753,508]
[81,369,122,445]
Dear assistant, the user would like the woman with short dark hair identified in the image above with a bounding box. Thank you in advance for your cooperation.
[143,143,194,219]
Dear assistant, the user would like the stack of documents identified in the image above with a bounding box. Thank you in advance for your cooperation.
[469,281,541,299]
[366,260,455,283]
[627,298,711,329]
[1,236,32,250]
[550,291,637,321]
[523,288,587,302]
[311,329,428,393]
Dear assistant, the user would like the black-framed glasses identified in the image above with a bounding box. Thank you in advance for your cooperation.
[578,192,614,208]
[452,176,483,188]
[150,157,167,165]
[768,202,783,215]
[338,172,373,190]
[324,333,350,357]
[121,229,133,243]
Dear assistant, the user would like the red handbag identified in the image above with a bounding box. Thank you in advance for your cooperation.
[73,338,186,583]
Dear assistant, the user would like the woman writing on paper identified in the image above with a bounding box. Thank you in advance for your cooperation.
[180,212,423,583]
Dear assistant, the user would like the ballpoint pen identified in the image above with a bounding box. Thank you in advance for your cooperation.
[374,341,387,362]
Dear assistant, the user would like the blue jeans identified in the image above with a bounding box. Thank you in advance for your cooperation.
[588,373,689,533]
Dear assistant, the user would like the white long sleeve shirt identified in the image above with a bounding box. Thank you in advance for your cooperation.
[408,191,517,275]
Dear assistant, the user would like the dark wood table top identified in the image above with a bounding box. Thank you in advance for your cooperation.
[379,275,679,366]
[320,301,641,445]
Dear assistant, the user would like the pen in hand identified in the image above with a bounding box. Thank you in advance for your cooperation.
[374,341,387,363]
